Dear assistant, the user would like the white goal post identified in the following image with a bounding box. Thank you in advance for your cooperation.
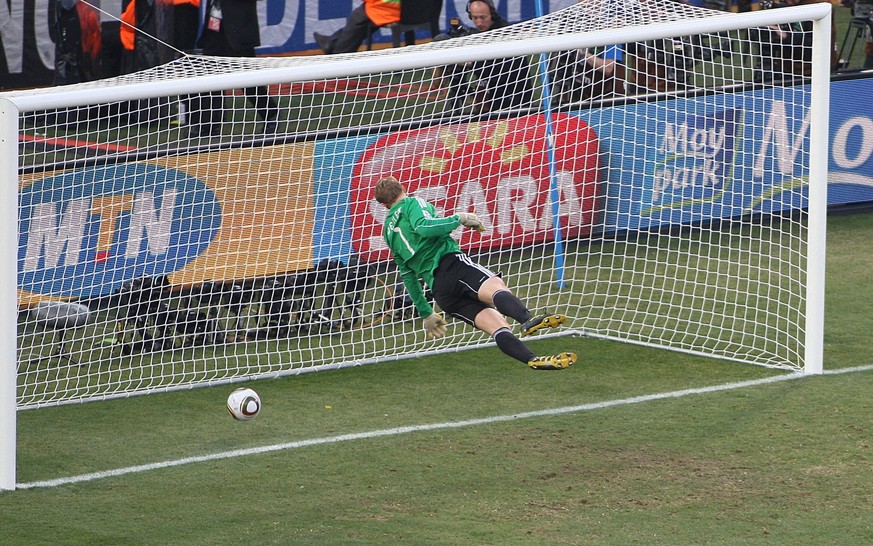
[1,0,831,490]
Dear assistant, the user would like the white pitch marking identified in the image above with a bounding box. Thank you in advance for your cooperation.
[16,364,873,490]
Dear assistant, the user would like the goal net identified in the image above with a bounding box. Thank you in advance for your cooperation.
[1,0,832,486]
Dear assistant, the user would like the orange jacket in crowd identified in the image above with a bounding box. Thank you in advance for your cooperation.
[121,0,200,51]
[77,1,102,62]
[363,0,401,27]
[120,0,136,50]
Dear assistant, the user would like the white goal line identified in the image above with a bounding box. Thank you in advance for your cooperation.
[16,363,873,491]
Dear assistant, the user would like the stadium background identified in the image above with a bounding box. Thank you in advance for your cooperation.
[1,0,580,89]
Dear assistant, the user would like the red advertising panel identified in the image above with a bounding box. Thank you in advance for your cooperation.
[349,113,600,261]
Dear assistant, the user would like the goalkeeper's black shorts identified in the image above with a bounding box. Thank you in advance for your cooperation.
[431,252,499,326]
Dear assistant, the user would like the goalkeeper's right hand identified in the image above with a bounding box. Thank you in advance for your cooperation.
[423,312,448,339]
[456,212,485,232]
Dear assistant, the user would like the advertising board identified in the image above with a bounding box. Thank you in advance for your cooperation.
[18,144,316,304]
[16,78,873,301]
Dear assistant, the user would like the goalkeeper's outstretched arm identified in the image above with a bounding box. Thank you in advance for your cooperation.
[405,196,462,237]
[398,263,447,339]
[405,199,485,236]
[397,265,433,320]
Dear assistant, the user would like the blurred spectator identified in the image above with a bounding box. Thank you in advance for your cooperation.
[120,0,160,72]
[120,0,199,68]
[465,0,534,113]
[189,0,279,137]
[754,0,837,81]
[170,0,201,53]
[51,0,101,85]
[100,18,125,78]
[582,45,625,99]
[855,1,873,68]
[549,45,626,105]
[314,0,401,54]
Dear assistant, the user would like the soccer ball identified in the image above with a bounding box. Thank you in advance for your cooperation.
[226,387,261,420]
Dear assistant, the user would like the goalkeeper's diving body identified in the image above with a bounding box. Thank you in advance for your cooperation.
[375,177,577,370]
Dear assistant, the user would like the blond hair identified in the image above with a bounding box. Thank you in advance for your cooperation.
[374,176,404,206]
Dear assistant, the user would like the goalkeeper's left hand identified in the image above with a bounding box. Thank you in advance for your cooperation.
[423,312,448,339]
[456,212,485,232]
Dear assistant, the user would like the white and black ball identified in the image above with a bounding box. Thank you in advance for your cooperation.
[226,387,261,421]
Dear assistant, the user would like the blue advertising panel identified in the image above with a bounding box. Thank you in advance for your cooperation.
[17,144,317,303]
[826,78,873,205]
[576,78,873,231]
[18,164,221,299]
[311,134,381,265]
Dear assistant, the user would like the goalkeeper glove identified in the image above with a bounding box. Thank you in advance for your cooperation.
[456,212,485,232]
[423,312,448,339]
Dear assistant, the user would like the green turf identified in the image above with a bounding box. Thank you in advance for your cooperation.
[1,211,871,544]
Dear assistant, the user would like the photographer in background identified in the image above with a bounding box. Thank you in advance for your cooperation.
[855,0,873,68]
[754,0,837,81]
[443,0,534,114]
[548,42,626,106]
[51,0,101,85]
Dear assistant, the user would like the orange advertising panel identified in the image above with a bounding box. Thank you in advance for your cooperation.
[160,146,316,286]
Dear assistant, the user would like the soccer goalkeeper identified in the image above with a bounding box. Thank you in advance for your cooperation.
[374,176,576,370]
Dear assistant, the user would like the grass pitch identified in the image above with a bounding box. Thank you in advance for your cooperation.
[2,211,872,544]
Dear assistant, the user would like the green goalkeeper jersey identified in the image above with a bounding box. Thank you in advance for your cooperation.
[383,196,463,319]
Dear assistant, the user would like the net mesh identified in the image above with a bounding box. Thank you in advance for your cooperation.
[6,0,824,408]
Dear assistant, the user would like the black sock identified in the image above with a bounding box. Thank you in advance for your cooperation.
[493,328,536,364]
[492,289,532,324]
